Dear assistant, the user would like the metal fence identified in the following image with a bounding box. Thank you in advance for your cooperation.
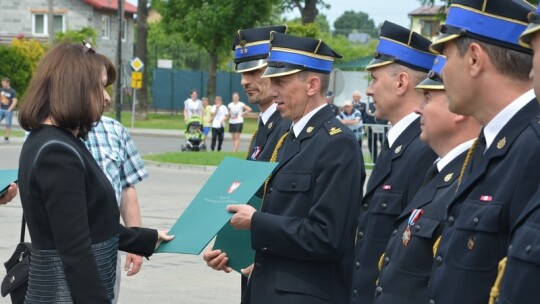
[361,123,391,167]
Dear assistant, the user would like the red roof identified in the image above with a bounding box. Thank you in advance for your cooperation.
[83,0,137,14]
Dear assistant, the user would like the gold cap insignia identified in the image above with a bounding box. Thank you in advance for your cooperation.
[268,122,273,129]
[329,127,342,135]
[444,173,453,182]
[239,39,247,47]
[496,137,506,149]
[394,145,402,154]
[306,126,314,133]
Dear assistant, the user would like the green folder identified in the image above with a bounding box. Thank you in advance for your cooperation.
[0,169,18,196]
[213,195,262,274]
[156,157,276,255]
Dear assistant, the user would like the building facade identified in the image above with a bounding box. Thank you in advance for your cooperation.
[0,0,136,62]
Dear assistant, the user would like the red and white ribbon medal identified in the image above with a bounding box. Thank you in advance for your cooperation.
[402,208,423,246]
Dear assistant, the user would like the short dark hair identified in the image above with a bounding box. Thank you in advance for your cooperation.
[1,78,10,83]
[455,37,532,81]
[19,43,115,139]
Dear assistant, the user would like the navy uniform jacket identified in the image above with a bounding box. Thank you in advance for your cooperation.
[243,105,366,304]
[351,117,437,304]
[247,109,289,162]
[374,150,466,304]
[429,100,540,304]
[498,120,540,304]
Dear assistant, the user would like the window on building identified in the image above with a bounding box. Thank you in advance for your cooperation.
[102,16,110,39]
[421,20,439,38]
[32,14,65,36]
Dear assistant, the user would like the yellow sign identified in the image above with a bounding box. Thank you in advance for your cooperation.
[130,57,144,72]
[131,72,142,89]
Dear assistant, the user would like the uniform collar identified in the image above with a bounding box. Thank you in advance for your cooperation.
[291,103,327,137]
[260,103,278,125]
[484,89,534,150]
[387,112,419,147]
[436,138,476,172]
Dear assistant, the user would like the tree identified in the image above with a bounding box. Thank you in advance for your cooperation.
[159,0,278,101]
[333,10,376,38]
[0,45,34,101]
[280,0,329,24]
[135,0,150,120]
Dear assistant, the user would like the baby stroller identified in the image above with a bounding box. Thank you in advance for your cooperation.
[182,115,207,151]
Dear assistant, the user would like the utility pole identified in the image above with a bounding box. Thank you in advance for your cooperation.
[115,0,124,122]
[47,0,54,47]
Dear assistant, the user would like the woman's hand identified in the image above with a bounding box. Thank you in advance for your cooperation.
[155,229,175,250]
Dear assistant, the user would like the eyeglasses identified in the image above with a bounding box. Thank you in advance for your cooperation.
[82,40,95,54]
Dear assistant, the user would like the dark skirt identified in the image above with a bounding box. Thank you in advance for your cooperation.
[25,237,119,303]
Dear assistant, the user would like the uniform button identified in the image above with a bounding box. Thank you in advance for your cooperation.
[261,247,268,252]
[355,261,360,270]
[269,187,273,193]
[526,245,532,254]
[363,203,368,210]
[375,286,383,294]
[392,229,398,236]
[435,255,443,266]
[473,217,479,225]
[255,263,261,268]
[429,300,435,304]
[508,244,513,251]
[414,224,421,231]
[291,182,296,189]
[352,290,357,298]
[384,256,390,265]
[381,203,387,209]
[447,216,455,226]
[358,231,364,239]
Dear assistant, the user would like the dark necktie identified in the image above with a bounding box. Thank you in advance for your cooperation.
[254,118,267,148]
[422,163,439,186]
[469,130,486,172]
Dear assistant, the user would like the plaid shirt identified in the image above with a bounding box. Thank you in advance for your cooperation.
[85,116,148,204]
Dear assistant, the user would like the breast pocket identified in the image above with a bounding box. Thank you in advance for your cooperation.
[508,221,540,266]
[276,172,311,192]
[396,216,441,275]
[368,190,403,241]
[452,200,503,271]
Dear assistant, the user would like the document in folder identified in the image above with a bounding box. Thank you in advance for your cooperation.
[213,195,262,274]
[156,157,276,254]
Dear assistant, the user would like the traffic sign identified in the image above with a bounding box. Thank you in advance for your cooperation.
[130,57,144,72]
[131,71,142,89]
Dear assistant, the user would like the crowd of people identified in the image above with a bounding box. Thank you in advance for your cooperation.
[3,0,540,302]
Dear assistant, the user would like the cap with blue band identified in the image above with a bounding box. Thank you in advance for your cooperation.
[519,6,540,48]
[416,55,446,90]
[430,0,535,54]
[366,21,435,73]
[262,32,342,78]
[232,26,287,73]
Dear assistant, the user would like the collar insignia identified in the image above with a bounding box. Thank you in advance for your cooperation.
[268,122,273,129]
[496,137,506,149]
[444,173,453,182]
[306,126,314,133]
[394,145,402,154]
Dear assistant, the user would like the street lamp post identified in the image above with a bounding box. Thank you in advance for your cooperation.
[115,0,124,122]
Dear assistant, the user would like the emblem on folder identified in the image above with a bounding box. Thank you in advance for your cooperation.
[227,181,242,194]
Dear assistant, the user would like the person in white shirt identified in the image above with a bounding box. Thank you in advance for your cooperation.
[183,89,202,122]
[227,92,252,152]
[210,96,229,151]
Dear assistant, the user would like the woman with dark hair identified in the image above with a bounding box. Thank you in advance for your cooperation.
[18,42,172,303]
